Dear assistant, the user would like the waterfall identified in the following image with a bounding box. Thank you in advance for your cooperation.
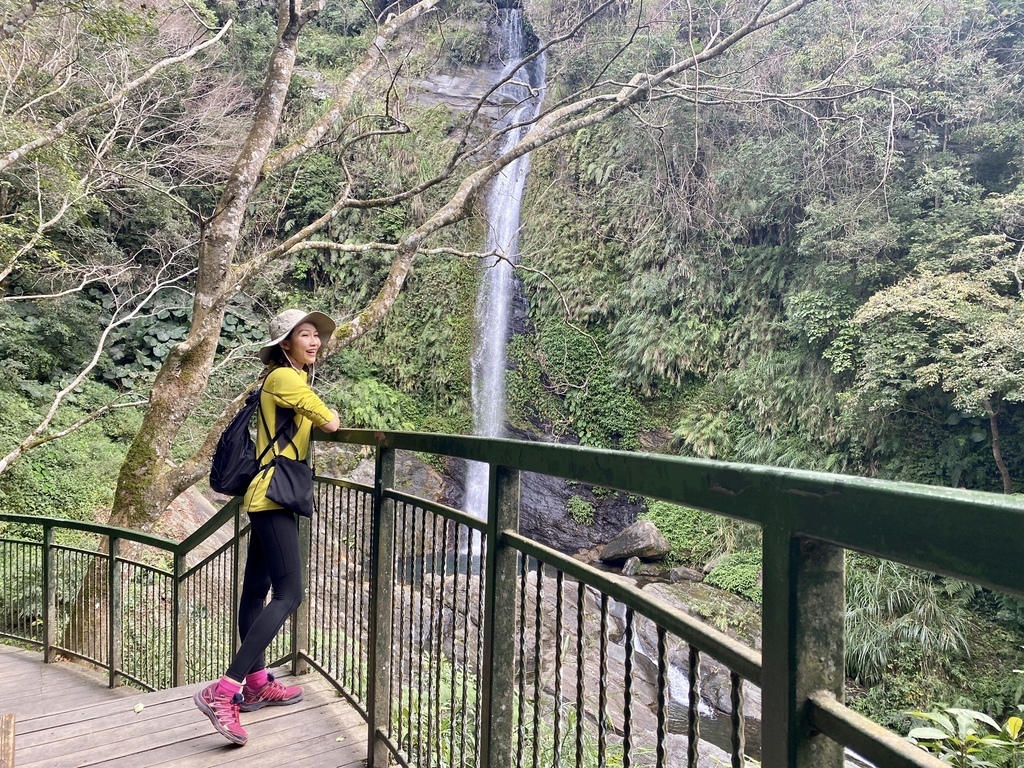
[464,10,546,518]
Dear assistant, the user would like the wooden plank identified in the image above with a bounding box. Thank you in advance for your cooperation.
[118,700,367,767]
[0,714,14,768]
[2,644,368,768]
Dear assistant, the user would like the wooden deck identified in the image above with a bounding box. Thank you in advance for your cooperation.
[0,644,368,767]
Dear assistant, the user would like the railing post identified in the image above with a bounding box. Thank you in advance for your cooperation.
[42,525,55,663]
[172,551,187,687]
[479,464,520,768]
[366,446,396,768]
[292,514,311,676]
[232,504,245,655]
[760,525,845,768]
[108,536,121,688]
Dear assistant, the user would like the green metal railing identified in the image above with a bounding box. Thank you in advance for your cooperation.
[4,429,1024,767]
[0,498,291,689]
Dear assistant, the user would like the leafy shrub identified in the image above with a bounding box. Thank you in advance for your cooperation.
[329,378,419,431]
[908,707,1024,767]
[640,500,758,569]
[566,495,594,526]
[0,419,123,521]
[704,551,762,603]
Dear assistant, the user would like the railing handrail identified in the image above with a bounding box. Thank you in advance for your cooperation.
[318,428,1024,598]
[1,430,1010,767]
[0,512,179,551]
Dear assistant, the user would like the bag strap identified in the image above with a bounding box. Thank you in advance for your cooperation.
[256,385,319,514]
[255,387,295,466]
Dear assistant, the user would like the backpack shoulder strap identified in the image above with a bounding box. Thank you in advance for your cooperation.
[255,389,295,464]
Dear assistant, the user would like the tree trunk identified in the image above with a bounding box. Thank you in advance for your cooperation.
[106,1,307,529]
[984,398,1013,494]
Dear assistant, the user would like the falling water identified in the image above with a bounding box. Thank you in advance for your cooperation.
[464,10,546,518]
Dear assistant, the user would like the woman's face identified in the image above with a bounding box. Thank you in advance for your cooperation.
[279,322,321,367]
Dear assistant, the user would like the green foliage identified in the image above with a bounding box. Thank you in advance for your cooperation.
[393,654,479,767]
[565,495,594,526]
[440,27,489,66]
[704,551,763,604]
[639,501,734,568]
[846,557,974,689]
[223,4,277,87]
[908,708,1024,768]
[527,320,647,448]
[0,393,128,520]
[328,377,419,431]
[360,253,477,432]
[0,297,101,386]
[505,333,566,433]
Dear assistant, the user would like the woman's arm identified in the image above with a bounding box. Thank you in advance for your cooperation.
[319,409,340,433]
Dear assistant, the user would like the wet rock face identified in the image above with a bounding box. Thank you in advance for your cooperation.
[519,471,643,554]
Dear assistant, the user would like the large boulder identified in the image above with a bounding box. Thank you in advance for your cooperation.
[599,519,671,563]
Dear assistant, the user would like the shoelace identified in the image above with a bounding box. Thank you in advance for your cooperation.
[212,692,242,719]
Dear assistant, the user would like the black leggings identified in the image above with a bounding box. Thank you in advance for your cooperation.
[226,510,303,682]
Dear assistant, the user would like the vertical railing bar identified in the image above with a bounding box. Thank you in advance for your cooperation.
[307,487,318,668]
[334,487,342,684]
[474,528,487,768]
[356,484,366,699]
[479,465,519,768]
[415,503,427,768]
[108,536,121,688]
[517,553,528,768]
[761,530,845,767]
[623,606,634,768]
[598,594,608,768]
[342,486,352,689]
[688,645,701,768]
[132,566,139,685]
[532,561,543,768]
[367,446,396,768]
[396,500,409,757]
[323,482,330,670]
[344,489,352,696]
[173,551,184,686]
[232,505,243,657]
[335,485,344,683]
[730,671,745,768]
[293,514,311,675]
[358,486,365,692]
[448,522,462,767]
[575,580,585,768]
[315,486,324,676]
[319,484,326,662]
[424,511,440,768]
[553,570,564,768]
[42,525,54,662]
[346,483,354,688]
[457,526,473,768]
[434,514,450,768]
[656,627,668,768]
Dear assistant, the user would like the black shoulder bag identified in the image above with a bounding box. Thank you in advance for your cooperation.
[257,401,315,518]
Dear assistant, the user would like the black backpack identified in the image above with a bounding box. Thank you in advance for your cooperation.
[209,386,283,496]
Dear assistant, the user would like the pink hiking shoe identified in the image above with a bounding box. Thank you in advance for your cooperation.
[240,673,303,712]
[194,682,248,745]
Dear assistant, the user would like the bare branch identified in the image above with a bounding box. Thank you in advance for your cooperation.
[0,264,198,476]
[0,20,232,173]
[262,0,440,176]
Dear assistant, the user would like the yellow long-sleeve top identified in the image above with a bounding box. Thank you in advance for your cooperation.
[243,365,334,513]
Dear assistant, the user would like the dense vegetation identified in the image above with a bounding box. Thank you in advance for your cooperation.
[3,0,1024,738]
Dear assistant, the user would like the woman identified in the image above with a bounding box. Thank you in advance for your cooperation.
[195,309,341,746]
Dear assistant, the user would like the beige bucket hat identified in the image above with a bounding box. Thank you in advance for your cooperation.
[258,308,336,364]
